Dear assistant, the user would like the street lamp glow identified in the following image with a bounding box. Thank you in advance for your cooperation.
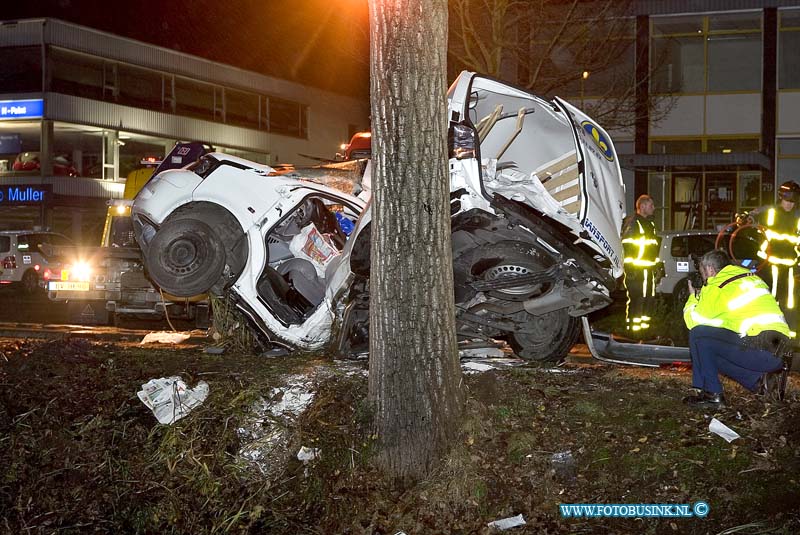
[582,71,590,80]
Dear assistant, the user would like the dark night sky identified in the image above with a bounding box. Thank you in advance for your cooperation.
[4,0,371,98]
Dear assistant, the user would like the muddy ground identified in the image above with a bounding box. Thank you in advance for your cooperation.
[1,333,798,534]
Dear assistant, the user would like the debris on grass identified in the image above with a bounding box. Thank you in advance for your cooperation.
[460,347,505,358]
[237,373,319,475]
[2,337,799,534]
[487,513,526,530]
[551,451,577,483]
[709,417,741,443]
[462,361,496,374]
[140,331,191,345]
[297,446,321,463]
[137,376,209,424]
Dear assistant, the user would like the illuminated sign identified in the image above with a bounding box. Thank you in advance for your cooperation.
[0,99,44,120]
[0,185,51,205]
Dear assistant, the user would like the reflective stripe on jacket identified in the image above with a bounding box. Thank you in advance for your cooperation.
[757,207,800,266]
[621,214,659,268]
[683,264,790,337]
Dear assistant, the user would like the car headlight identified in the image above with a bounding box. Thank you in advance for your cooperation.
[71,261,93,282]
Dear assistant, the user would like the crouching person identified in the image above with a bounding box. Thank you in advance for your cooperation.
[683,249,790,409]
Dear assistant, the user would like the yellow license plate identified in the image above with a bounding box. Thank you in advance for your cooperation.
[49,281,91,291]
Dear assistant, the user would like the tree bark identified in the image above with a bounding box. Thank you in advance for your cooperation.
[367,0,464,483]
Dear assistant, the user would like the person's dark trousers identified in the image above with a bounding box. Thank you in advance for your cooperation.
[760,265,797,334]
[625,269,646,332]
[689,325,783,394]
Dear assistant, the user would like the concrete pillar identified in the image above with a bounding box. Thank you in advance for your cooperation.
[103,130,119,180]
[72,149,83,175]
[40,119,54,177]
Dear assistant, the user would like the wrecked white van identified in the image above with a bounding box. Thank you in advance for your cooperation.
[132,72,625,361]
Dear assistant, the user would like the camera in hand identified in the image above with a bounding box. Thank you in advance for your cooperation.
[688,254,704,290]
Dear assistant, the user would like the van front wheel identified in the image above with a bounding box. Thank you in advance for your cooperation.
[146,218,225,297]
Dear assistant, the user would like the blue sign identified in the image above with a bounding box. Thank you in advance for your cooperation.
[0,184,50,205]
[0,99,44,120]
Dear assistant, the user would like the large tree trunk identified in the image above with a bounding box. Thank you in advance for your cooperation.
[367,0,464,483]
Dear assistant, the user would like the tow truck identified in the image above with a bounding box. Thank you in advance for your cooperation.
[47,143,211,326]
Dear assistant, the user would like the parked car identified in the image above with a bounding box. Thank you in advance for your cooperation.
[12,152,80,177]
[132,71,625,361]
[0,230,73,294]
[47,143,213,326]
[655,228,760,308]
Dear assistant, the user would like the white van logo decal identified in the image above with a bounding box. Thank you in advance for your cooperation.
[581,121,614,162]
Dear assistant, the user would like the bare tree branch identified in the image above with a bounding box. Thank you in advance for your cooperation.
[448,0,674,129]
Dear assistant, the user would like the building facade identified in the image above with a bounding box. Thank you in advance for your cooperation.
[539,1,800,231]
[0,19,369,242]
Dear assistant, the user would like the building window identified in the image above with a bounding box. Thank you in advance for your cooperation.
[779,9,800,89]
[707,33,761,91]
[117,64,165,110]
[583,37,635,98]
[46,48,312,136]
[49,47,104,101]
[174,77,215,121]
[266,96,308,139]
[706,138,759,153]
[651,36,705,93]
[531,18,635,98]
[778,138,800,184]
[226,89,260,129]
[0,46,41,93]
[651,12,762,94]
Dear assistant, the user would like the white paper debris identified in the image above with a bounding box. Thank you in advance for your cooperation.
[268,381,316,418]
[137,376,209,424]
[140,332,191,345]
[709,418,740,443]
[459,347,505,358]
[487,514,526,530]
[462,361,496,373]
[297,446,321,463]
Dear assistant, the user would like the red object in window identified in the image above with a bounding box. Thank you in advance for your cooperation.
[12,152,80,177]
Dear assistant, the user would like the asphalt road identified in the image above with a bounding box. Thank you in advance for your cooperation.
[0,287,68,324]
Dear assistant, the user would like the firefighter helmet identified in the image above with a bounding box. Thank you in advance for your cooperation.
[778,181,800,203]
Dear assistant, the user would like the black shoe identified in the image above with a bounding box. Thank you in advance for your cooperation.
[683,390,726,409]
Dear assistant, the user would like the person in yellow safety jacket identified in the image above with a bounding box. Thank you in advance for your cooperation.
[621,194,660,336]
[682,249,790,409]
[753,180,800,338]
